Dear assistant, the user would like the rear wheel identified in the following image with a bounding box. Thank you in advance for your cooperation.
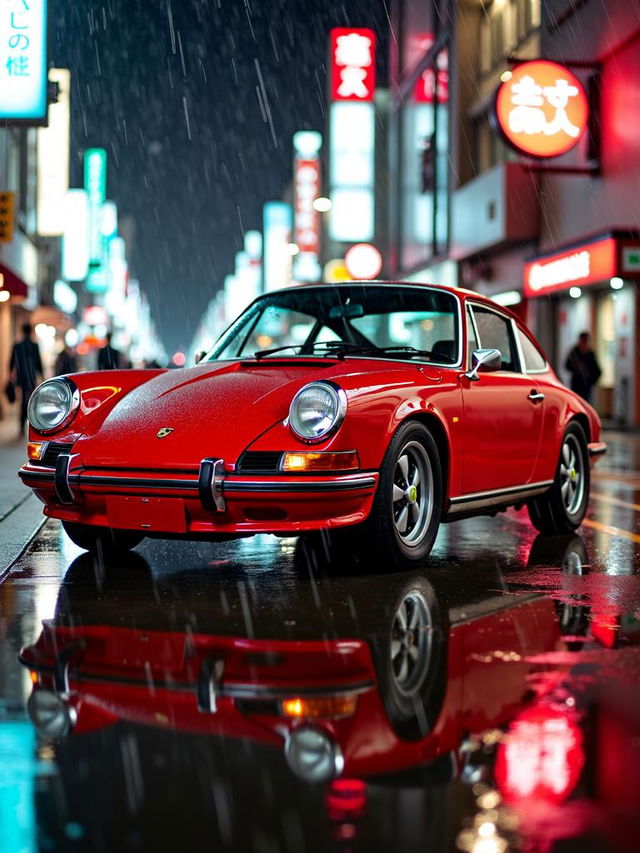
[62,522,144,554]
[527,422,590,534]
[350,421,443,568]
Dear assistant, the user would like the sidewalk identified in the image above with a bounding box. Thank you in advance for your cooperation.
[0,410,47,578]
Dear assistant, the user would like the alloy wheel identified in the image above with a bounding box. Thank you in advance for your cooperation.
[391,440,434,547]
[390,591,434,696]
[559,433,585,515]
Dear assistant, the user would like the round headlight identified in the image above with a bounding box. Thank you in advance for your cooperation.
[285,726,344,783]
[27,690,74,740]
[288,382,347,443]
[27,378,78,433]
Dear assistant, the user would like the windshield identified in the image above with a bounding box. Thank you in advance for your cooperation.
[206,284,460,365]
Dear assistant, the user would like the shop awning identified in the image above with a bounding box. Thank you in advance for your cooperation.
[523,230,640,298]
[0,263,28,299]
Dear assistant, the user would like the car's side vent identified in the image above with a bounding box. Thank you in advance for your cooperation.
[236,451,283,473]
[33,442,74,468]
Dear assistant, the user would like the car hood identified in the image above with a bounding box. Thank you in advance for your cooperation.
[74,359,381,468]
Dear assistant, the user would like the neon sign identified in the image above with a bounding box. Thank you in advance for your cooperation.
[494,60,588,159]
[330,28,375,102]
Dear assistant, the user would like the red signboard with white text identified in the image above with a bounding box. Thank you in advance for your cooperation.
[294,158,321,254]
[523,235,640,297]
[494,60,589,159]
[330,28,376,102]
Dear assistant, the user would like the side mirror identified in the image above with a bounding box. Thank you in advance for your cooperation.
[195,350,206,365]
[465,348,501,381]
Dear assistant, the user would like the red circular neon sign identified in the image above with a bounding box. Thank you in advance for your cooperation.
[494,60,589,159]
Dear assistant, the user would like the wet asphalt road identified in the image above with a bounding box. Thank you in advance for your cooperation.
[1,432,640,852]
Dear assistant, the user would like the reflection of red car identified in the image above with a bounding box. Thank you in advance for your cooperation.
[20,561,567,783]
[18,282,605,565]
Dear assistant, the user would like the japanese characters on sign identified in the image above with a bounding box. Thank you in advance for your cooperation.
[0,0,48,123]
[330,28,376,102]
[0,192,16,242]
[293,147,321,282]
[494,60,589,159]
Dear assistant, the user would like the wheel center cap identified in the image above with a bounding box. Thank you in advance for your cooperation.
[569,468,577,482]
[407,485,418,504]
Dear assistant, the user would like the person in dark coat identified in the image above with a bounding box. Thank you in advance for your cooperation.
[9,322,43,436]
[54,345,78,376]
[564,331,602,403]
[97,332,122,370]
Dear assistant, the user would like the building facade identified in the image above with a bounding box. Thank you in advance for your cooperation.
[389,0,640,425]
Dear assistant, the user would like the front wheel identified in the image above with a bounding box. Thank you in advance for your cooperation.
[62,521,144,555]
[527,421,590,534]
[351,421,443,568]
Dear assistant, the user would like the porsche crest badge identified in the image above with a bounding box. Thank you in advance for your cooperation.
[156,427,174,439]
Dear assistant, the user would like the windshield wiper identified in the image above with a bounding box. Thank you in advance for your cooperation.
[253,345,303,360]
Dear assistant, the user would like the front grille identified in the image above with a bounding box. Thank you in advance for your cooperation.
[33,442,74,468]
[236,451,283,473]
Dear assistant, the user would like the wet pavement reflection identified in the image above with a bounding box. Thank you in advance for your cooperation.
[2,455,640,850]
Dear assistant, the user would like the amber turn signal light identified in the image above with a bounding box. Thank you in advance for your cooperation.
[281,450,359,472]
[281,694,358,719]
[27,441,45,461]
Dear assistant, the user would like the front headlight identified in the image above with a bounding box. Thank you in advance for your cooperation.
[284,726,344,783]
[288,381,347,443]
[27,690,74,740]
[27,378,79,433]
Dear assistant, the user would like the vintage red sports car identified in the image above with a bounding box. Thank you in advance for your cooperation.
[18,281,606,565]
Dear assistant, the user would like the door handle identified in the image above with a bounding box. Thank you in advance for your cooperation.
[527,390,545,403]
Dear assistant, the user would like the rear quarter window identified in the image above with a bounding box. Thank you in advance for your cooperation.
[517,327,548,372]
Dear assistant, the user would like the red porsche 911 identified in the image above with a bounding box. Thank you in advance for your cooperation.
[18,282,606,566]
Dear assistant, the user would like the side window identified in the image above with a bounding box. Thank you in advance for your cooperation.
[517,327,547,372]
[466,309,479,366]
[471,306,519,372]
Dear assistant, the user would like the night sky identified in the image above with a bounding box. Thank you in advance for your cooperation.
[52,0,391,355]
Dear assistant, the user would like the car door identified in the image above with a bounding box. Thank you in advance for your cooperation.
[460,303,545,494]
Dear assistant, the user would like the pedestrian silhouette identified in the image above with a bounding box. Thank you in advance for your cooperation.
[564,331,601,403]
[54,345,78,376]
[97,333,122,370]
[9,322,43,436]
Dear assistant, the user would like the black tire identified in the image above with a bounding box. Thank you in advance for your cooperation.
[368,578,448,740]
[62,521,144,555]
[351,421,443,568]
[527,421,590,535]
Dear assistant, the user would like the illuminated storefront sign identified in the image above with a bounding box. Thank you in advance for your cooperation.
[293,131,322,283]
[524,234,640,297]
[37,68,70,235]
[494,60,588,159]
[0,0,48,123]
[330,28,375,102]
[263,201,292,292]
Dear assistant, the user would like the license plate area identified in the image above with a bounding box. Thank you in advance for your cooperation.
[106,496,187,533]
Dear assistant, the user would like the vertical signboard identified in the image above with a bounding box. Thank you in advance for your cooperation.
[37,68,71,236]
[328,28,376,244]
[293,131,322,283]
[0,0,48,123]
[0,192,15,242]
[263,202,292,292]
[330,28,376,102]
[62,189,90,282]
[84,148,107,267]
